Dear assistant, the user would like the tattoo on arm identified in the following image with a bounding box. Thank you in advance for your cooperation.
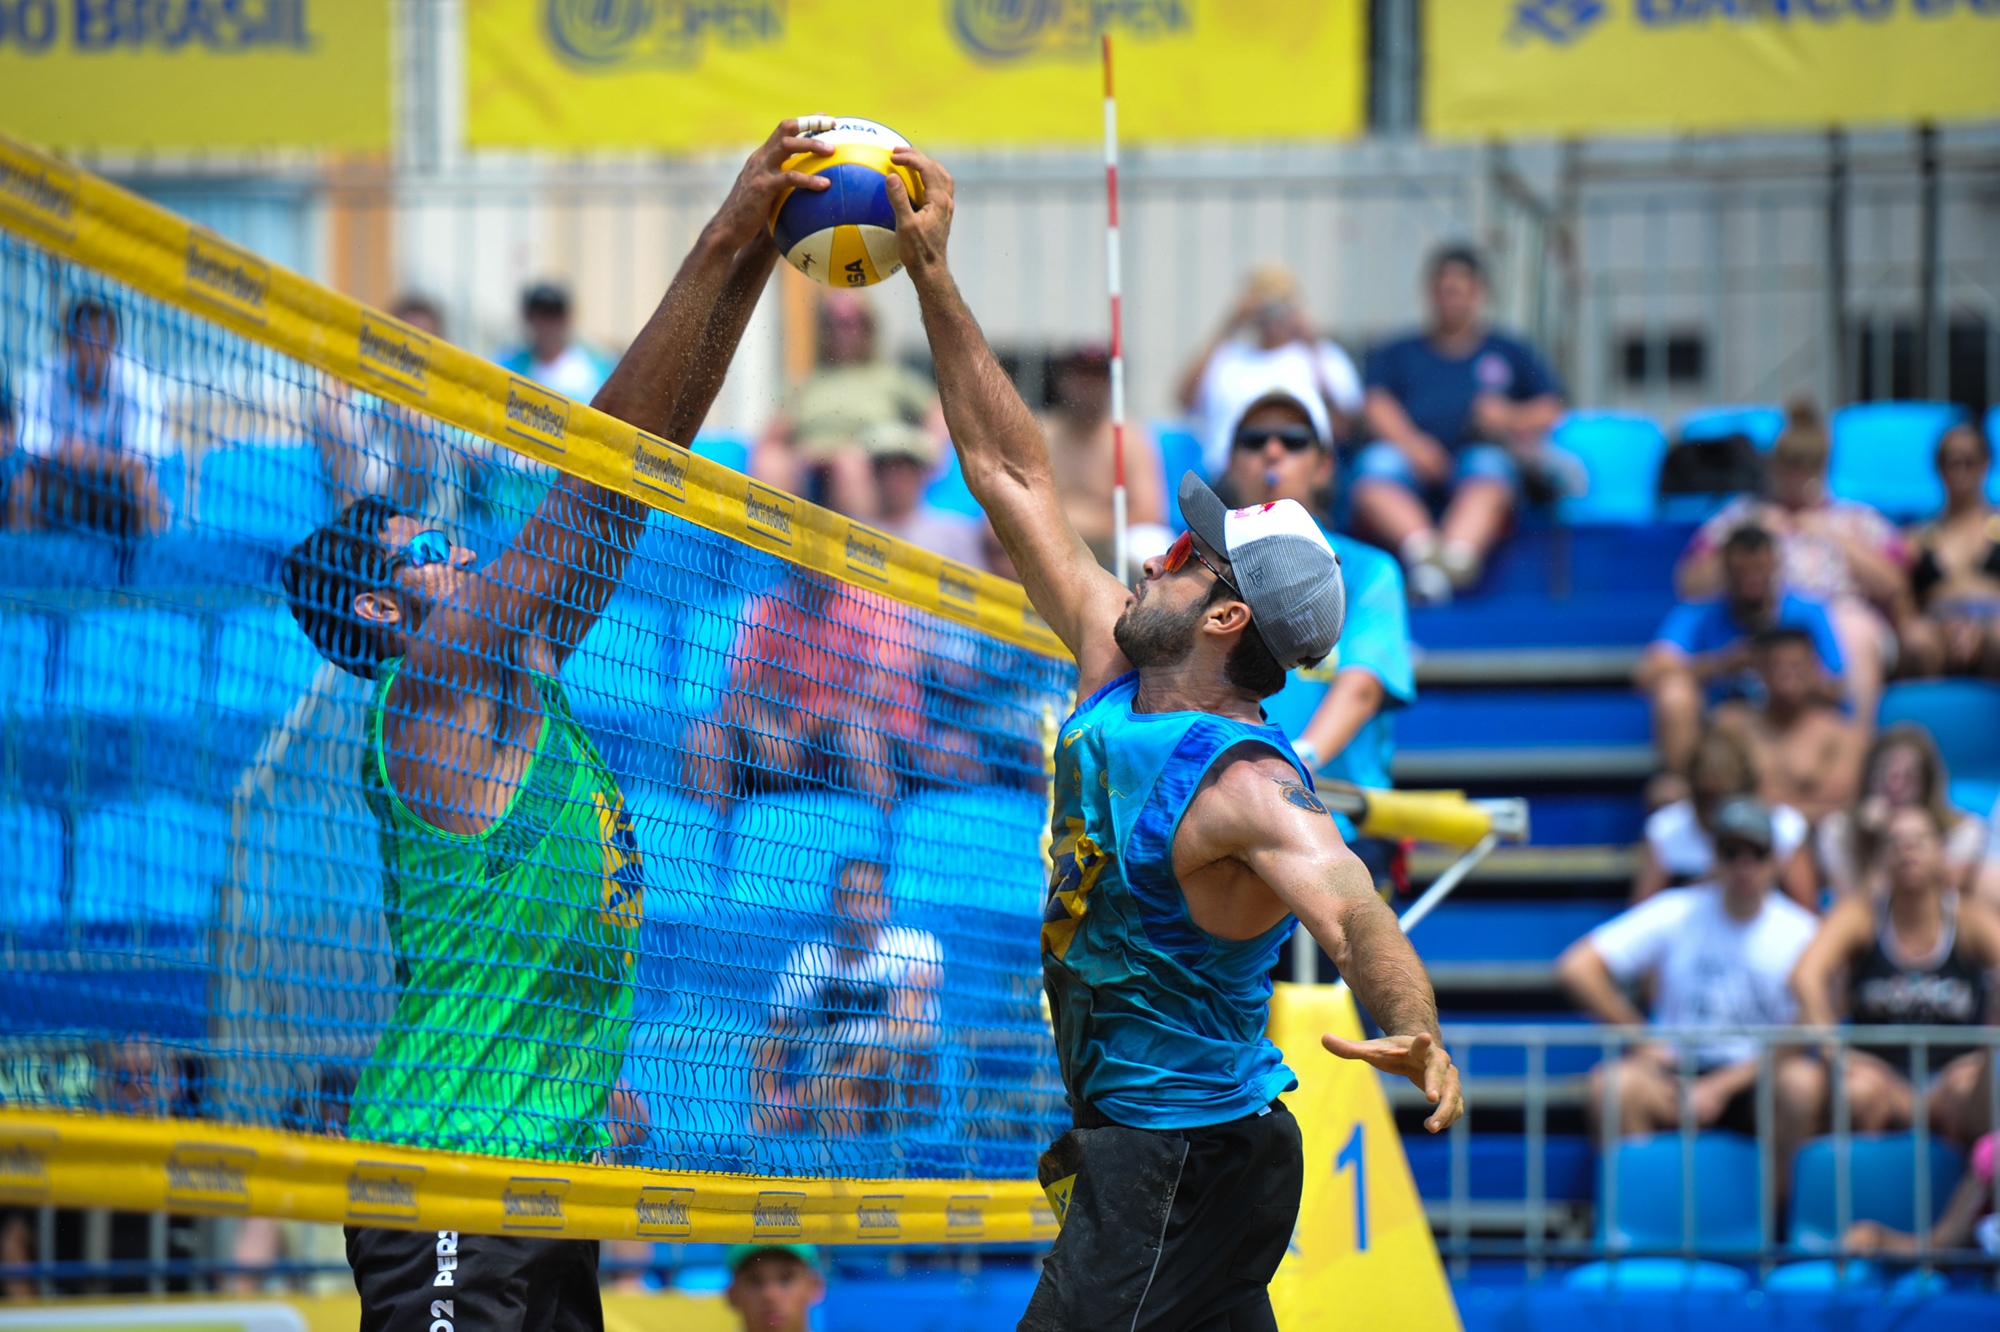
[1275,778,1329,817]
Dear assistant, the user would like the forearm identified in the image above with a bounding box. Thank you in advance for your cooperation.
[1556,948,1646,1026]
[661,234,782,444]
[1299,669,1385,761]
[910,265,1052,501]
[1328,890,1441,1042]
[1676,549,1723,599]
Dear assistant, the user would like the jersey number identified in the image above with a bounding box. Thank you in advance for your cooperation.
[1336,1121,1368,1253]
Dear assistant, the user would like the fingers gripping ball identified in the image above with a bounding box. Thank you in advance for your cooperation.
[770,116,924,288]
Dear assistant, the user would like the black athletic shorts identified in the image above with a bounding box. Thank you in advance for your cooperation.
[1020,1100,1304,1332]
[345,1227,602,1332]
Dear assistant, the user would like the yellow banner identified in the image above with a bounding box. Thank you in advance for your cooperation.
[467,0,1364,148]
[1428,0,2000,136]
[0,0,389,150]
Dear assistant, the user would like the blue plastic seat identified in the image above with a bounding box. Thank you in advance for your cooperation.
[214,603,323,717]
[71,796,229,942]
[1551,413,1669,524]
[58,608,204,718]
[1,611,51,715]
[1828,401,1967,520]
[1989,405,2000,501]
[1879,679,2000,786]
[197,445,323,545]
[0,533,121,588]
[1564,1258,1749,1291]
[889,785,1046,917]
[0,802,65,943]
[1599,1131,1764,1254]
[1155,425,1206,529]
[1788,1133,1964,1252]
[1678,404,1787,449]
[924,446,984,520]
[690,430,750,475]
[1763,1259,1883,1291]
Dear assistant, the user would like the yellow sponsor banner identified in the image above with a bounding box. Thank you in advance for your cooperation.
[467,0,1365,149]
[0,1108,1061,1244]
[0,1,389,150]
[1267,983,1463,1332]
[1428,0,2000,137]
[0,130,1068,660]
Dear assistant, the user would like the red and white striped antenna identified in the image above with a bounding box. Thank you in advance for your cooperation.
[1102,33,1129,585]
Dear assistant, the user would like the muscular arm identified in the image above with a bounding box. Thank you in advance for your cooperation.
[886,149,1131,692]
[1555,940,1646,1027]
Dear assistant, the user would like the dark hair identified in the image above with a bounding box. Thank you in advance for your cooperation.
[281,496,404,679]
[522,283,569,318]
[1204,580,1289,699]
[1722,524,1775,558]
[391,294,444,330]
[65,297,117,341]
[1936,422,1991,466]
[1427,244,1485,285]
[1753,625,1816,653]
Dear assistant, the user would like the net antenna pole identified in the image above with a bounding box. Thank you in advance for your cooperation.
[1103,33,1129,586]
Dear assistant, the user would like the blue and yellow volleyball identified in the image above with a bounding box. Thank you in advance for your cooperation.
[770,117,925,288]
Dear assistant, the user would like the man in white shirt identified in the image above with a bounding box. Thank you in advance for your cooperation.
[754,856,943,1138]
[1176,265,1362,478]
[1556,798,1820,1175]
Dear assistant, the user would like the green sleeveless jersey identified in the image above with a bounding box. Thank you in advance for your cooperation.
[347,657,642,1162]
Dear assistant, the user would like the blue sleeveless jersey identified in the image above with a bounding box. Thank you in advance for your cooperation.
[1042,672,1309,1129]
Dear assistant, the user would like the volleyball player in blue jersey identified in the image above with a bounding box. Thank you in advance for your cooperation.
[887,155,1464,1331]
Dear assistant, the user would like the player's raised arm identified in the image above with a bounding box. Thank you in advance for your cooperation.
[885,148,1131,690]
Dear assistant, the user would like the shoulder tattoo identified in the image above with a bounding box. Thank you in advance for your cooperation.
[1275,778,1329,816]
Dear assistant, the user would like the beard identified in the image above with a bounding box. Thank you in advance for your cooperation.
[1113,588,1205,669]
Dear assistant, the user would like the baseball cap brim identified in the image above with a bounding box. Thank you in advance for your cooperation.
[726,1243,819,1275]
[1178,473,1231,559]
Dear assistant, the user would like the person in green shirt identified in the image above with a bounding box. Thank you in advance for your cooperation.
[280,119,838,1332]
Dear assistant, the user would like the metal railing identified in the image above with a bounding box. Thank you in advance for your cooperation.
[1398,1023,2000,1277]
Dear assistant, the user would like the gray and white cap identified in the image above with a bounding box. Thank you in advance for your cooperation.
[1177,473,1345,670]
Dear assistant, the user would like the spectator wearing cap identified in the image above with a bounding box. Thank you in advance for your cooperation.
[1045,346,1169,575]
[1557,798,1821,1174]
[1217,364,1414,878]
[724,1244,823,1332]
[864,419,987,570]
[499,282,611,403]
[1176,264,1363,480]
[1637,524,1845,777]
[1353,245,1567,604]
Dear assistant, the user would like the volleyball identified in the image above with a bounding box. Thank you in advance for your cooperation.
[770,116,926,288]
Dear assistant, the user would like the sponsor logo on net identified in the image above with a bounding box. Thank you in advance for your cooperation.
[185,232,270,323]
[0,1136,53,1200]
[501,1177,569,1231]
[953,0,1191,62]
[0,142,79,239]
[946,1195,986,1236]
[844,525,890,581]
[359,314,431,394]
[857,1195,901,1239]
[504,378,570,451]
[635,1186,695,1237]
[544,0,784,71]
[347,1162,424,1221]
[632,433,689,502]
[753,1190,806,1238]
[939,562,980,611]
[164,1145,254,1210]
[745,484,796,545]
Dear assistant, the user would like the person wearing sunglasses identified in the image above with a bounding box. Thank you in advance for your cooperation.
[885,143,1462,1332]
[1218,368,1416,892]
[280,119,841,1332]
[1557,797,1821,1187]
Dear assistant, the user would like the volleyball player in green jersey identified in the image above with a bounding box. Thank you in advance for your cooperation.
[282,120,838,1332]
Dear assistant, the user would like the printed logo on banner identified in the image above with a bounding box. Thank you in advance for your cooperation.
[503,377,570,454]
[501,1177,569,1231]
[0,1130,56,1201]
[752,1190,806,1239]
[635,1186,695,1238]
[843,523,891,584]
[543,0,785,70]
[357,313,431,395]
[938,561,980,615]
[346,1162,424,1222]
[946,1195,986,1237]
[744,483,796,548]
[1508,0,1605,44]
[630,432,689,504]
[0,139,79,241]
[164,1144,255,1211]
[952,0,1191,61]
[856,1195,901,1239]
[185,231,270,325]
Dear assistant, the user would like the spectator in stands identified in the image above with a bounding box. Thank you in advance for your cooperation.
[753,856,942,1137]
[1816,723,1988,900]
[499,282,611,402]
[1633,726,1817,910]
[1637,524,1844,776]
[1351,245,1567,604]
[753,291,937,520]
[1712,627,1865,825]
[228,1069,354,1294]
[1786,805,2000,1147]
[0,375,23,531]
[725,1245,824,1332]
[864,420,986,569]
[14,298,171,536]
[1218,363,1414,888]
[1902,423,2000,678]
[1176,264,1362,479]
[314,295,448,519]
[1047,346,1169,576]
[1675,401,1911,729]
[1558,798,1821,1171]
[1844,1130,1999,1258]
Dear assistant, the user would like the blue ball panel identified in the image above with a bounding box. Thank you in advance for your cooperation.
[772,162,897,257]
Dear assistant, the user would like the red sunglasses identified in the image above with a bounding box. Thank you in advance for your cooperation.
[1162,530,1240,596]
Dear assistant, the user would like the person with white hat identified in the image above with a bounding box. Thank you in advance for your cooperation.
[886,143,1461,1332]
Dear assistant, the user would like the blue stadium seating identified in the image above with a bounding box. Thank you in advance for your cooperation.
[1989,405,2000,498]
[1878,679,2000,789]
[197,445,324,545]
[1598,1132,1764,1254]
[1409,902,1621,966]
[1551,413,1669,524]
[214,602,322,716]
[925,446,983,520]
[1563,1259,1750,1292]
[1788,1133,1964,1252]
[0,532,121,588]
[70,796,229,942]
[690,429,750,475]
[57,608,204,718]
[567,598,671,717]
[889,785,1046,917]
[726,790,888,914]
[1828,401,1967,520]
[1678,404,1786,449]
[0,802,64,943]
[1155,424,1206,529]
[1406,1133,1596,1203]
[1398,688,1651,753]
[1,610,51,715]
[126,534,282,587]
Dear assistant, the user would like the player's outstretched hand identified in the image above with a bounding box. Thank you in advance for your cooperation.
[1321,1030,1465,1134]
[886,147,954,278]
[708,117,834,251]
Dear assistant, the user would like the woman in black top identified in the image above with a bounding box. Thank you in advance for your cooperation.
[1904,424,2000,678]
[1787,805,2000,1147]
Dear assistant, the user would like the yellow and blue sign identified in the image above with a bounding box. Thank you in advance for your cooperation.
[469,0,1366,148]
[0,0,389,149]
[1428,0,2000,135]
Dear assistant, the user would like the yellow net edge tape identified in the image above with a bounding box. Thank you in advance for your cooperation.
[0,131,1071,663]
[0,1109,1059,1245]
